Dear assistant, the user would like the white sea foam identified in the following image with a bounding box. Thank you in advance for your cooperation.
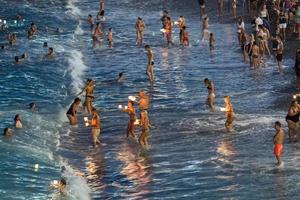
[66,0,82,17]
[75,21,84,35]
[67,50,87,94]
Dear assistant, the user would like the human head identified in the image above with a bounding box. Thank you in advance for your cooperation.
[291,100,298,108]
[60,178,66,186]
[204,78,209,84]
[74,97,81,104]
[43,42,48,47]
[3,128,12,136]
[88,14,92,18]
[182,26,186,30]
[48,47,53,54]
[138,90,145,98]
[128,100,134,107]
[144,45,150,50]
[210,33,213,37]
[1,45,4,49]
[138,17,142,20]
[29,102,36,111]
[14,114,20,121]
[15,56,19,63]
[118,72,123,78]
[91,107,97,115]
[109,28,112,31]
[274,121,281,130]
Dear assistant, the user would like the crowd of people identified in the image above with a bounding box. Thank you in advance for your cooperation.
[1,0,300,196]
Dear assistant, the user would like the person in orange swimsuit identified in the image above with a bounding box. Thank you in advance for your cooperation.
[87,108,101,146]
[224,96,234,132]
[273,121,285,166]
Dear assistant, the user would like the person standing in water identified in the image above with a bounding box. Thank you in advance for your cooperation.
[66,97,81,125]
[139,110,150,148]
[275,35,284,73]
[182,26,189,46]
[273,121,285,166]
[87,14,94,33]
[294,49,300,83]
[224,96,234,132]
[204,78,215,111]
[78,79,94,114]
[176,16,186,45]
[97,0,105,20]
[135,17,145,46]
[87,108,101,146]
[145,45,154,82]
[209,33,215,52]
[138,90,149,111]
[107,28,113,48]
[122,100,136,138]
[93,23,103,47]
[285,100,300,142]
[198,0,206,17]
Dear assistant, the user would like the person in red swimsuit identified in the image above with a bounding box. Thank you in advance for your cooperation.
[273,121,285,166]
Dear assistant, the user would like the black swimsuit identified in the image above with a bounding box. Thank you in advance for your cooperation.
[286,113,300,123]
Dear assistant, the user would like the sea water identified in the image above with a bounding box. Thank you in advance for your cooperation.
[0,0,298,199]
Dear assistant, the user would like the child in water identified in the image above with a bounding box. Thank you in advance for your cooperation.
[209,33,215,52]
[223,96,234,132]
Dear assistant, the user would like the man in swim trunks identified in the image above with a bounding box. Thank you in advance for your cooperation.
[275,35,284,73]
[145,45,154,82]
[273,121,285,166]
[78,79,95,114]
[93,23,102,47]
[138,90,149,111]
[135,17,145,46]
[66,97,81,125]
[122,100,136,138]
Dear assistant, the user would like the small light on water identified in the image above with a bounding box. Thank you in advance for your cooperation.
[124,106,128,110]
[118,105,123,109]
[3,20,6,24]
[293,95,297,99]
[14,20,17,24]
[84,117,88,122]
[85,122,89,127]
[34,164,39,172]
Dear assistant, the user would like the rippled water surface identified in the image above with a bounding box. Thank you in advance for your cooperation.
[0,0,298,199]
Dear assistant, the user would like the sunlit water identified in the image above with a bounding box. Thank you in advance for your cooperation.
[0,0,298,199]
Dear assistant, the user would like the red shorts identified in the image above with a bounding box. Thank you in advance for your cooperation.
[273,144,283,156]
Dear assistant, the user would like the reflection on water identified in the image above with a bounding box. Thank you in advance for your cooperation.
[84,151,105,191]
[216,139,235,165]
[159,47,170,69]
[116,142,152,199]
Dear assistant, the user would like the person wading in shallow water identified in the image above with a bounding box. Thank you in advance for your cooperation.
[273,121,285,166]
[78,79,95,114]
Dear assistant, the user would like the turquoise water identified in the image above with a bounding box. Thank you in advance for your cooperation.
[0,0,298,199]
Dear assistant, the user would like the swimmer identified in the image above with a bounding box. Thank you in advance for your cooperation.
[30,23,37,34]
[21,52,28,60]
[14,114,22,129]
[223,96,234,132]
[145,45,154,82]
[66,97,81,125]
[27,29,34,39]
[107,28,113,48]
[209,33,215,52]
[273,121,285,166]
[50,178,67,195]
[217,0,224,18]
[204,78,215,111]
[3,128,13,137]
[164,16,173,46]
[239,29,247,62]
[138,90,149,111]
[14,56,20,64]
[87,14,94,32]
[29,102,36,112]
[122,100,136,138]
[87,108,101,146]
[135,17,145,45]
[43,42,48,47]
[116,72,124,82]
[285,100,300,142]
[139,110,150,148]
[231,0,237,18]
[77,79,94,114]
[182,26,189,46]
[45,47,54,59]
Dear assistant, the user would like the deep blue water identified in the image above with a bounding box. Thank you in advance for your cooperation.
[0,0,298,199]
